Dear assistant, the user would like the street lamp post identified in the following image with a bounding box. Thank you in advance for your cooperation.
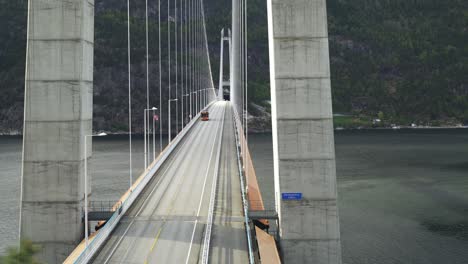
[197,90,203,112]
[196,90,200,114]
[152,108,158,161]
[202,88,209,108]
[200,89,207,110]
[200,89,204,110]
[211,88,216,103]
[191,91,197,118]
[144,107,158,168]
[168,98,178,143]
[83,132,107,247]
[182,93,190,129]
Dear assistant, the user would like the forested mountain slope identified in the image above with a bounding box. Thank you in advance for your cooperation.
[0,0,466,133]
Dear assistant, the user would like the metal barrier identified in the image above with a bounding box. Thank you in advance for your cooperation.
[201,103,226,264]
[72,103,215,264]
[248,200,278,220]
[86,201,122,222]
[87,201,118,212]
[232,105,256,264]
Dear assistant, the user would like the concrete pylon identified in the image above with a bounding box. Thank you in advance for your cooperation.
[218,28,232,100]
[267,0,342,263]
[218,28,225,100]
[20,1,94,263]
[231,0,240,114]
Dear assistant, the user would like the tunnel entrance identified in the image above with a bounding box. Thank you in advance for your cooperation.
[223,94,230,101]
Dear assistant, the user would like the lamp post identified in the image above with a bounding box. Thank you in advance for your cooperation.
[201,88,209,109]
[168,98,178,143]
[197,90,200,113]
[210,88,215,103]
[200,89,207,110]
[182,93,190,129]
[191,91,197,118]
[83,132,107,247]
[151,107,158,161]
[197,89,203,112]
[200,89,204,110]
[144,107,158,168]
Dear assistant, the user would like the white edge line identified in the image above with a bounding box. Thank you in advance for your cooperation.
[102,124,196,264]
[266,0,281,233]
[232,103,255,264]
[200,102,225,263]
[184,102,224,264]
[75,102,216,263]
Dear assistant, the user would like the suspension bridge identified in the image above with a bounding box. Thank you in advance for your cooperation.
[19,0,341,263]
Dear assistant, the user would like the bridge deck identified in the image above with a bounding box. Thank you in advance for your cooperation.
[91,101,248,263]
[209,104,249,263]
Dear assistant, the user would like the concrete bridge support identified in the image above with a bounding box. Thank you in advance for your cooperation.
[231,0,242,116]
[218,28,225,100]
[218,28,231,101]
[267,0,342,263]
[20,1,94,263]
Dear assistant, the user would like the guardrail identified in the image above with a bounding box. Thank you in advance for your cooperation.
[88,201,119,212]
[248,200,278,221]
[200,103,226,264]
[248,200,276,211]
[71,102,216,264]
[232,105,256,264]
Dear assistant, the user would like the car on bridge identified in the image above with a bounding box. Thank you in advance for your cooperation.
[201,111,209,121]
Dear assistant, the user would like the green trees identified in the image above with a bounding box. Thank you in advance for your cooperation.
[0,240,41,264]
[328,0,468,124]
[0,0,466,130]
[378,111,384,121]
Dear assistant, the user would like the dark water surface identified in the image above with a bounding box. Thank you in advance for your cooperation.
[1,130,468,263]
[250,130,468,264]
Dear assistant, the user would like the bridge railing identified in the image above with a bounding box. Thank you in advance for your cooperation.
[88,201,119,212]
[69,103,215,264]
[248,200,275,210]
[231,105,256,264]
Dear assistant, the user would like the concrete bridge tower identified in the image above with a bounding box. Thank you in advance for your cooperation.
[267,0,342,263]
[20,1,94,263]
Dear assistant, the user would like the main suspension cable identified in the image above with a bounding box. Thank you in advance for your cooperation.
[175,0,179,134]
[159,0,163,152]
[181,0,185,128]
[127,0,133,187]
[145,0,150,164]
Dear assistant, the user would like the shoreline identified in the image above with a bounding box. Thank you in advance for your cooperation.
[1,126,467,136]
[334,126,468,131]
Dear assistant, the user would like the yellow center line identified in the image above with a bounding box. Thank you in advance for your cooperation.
[143,182,179,263]
[149,227,163,252]
[143,104,222,264]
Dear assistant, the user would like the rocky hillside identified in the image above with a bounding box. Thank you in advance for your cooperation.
[0,0,467,133]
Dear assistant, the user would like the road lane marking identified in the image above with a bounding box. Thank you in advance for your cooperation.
[150,227,162,252]
[102,111,212,264]
[185,102,226,264]
[201,102,225,263]
[143,104,223,263]
[129,111,218,263]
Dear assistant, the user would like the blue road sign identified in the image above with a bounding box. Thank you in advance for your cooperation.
[281,193,302,200]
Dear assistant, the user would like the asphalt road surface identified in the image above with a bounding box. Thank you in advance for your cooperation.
[209,104,249,263]
[92,101,248,264]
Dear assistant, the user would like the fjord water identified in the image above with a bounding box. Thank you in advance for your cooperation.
[1,130,468,263]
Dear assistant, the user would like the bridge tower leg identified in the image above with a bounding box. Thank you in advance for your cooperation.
[218,28,225,100]
[218,28,232,101]
[267,0,342,263]
[231,0,241,115]
[20,1,94,263]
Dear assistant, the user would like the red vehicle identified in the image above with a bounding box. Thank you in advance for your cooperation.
[201,111,209,121]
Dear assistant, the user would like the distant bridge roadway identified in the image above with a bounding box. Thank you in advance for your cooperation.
[91,101,249,263]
